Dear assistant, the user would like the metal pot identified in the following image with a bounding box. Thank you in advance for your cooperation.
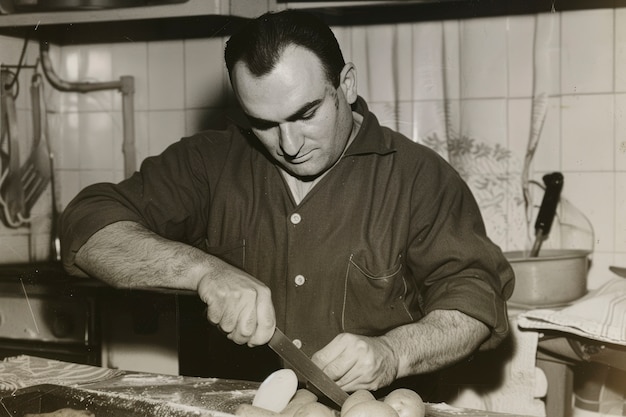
[505,249,591,308]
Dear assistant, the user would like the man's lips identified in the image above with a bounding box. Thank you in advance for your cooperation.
[280,149,314,164]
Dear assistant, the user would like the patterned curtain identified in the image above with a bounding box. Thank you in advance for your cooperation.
[332,13,592,255]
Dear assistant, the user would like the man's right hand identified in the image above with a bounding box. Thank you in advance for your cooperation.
[196,267,276,347]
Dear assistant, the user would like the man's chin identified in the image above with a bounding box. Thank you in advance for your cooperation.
[282,164,326,181]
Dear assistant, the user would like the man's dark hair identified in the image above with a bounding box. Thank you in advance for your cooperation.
[224,10,346,88]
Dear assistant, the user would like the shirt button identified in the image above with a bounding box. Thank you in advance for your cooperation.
[290,213,302,225]
[294,275,306,286]
[292,339,302,349]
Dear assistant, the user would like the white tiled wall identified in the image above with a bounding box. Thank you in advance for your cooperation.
[0,7,624,290]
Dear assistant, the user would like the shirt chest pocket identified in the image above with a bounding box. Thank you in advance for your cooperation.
[341,253,415,335]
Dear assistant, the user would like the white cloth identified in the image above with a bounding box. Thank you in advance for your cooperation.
[0,355,123,392]
[517,278,626,346]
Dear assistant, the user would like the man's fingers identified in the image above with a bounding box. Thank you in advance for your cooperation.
[197,272,275,346]
[228,298,257,344]
[205,298,224,326]
[248,288,276,346]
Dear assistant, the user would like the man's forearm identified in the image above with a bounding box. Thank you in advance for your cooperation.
[75,220,225,291]
[382,310,490,379]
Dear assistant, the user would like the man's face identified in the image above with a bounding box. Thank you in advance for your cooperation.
[231,45,357,179]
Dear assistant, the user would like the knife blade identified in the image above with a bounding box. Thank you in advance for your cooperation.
[268,328,349,408]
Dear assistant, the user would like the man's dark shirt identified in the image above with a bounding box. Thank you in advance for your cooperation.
[61,97,514,360]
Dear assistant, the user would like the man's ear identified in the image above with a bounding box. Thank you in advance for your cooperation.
[339,63,357,104]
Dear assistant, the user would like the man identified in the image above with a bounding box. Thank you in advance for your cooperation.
[60,10,514,394]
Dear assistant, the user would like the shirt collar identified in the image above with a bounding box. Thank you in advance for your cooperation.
[344,96,396,157]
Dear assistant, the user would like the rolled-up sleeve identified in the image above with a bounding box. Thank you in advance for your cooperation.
[407,155,515,349]
[59,132,225,276]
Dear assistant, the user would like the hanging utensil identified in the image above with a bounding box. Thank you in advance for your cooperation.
[21,72,52,216]
[530,172,564,257]
[0,69,25,226]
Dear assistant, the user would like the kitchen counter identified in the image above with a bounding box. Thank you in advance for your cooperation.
[0,355,536,417]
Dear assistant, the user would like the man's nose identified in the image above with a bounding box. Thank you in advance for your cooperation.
[278,123,303,157]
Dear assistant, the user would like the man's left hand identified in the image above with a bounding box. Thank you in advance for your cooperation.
[311,333,398,392]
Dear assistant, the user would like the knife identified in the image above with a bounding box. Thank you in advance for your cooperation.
[268,328,349,408]
[131,287,350,407]
[530,172,564,257]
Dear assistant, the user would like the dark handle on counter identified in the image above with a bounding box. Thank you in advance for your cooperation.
[530,172,564,257]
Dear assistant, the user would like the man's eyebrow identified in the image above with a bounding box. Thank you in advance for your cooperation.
[245,98,323,126]
[285,99,323,122]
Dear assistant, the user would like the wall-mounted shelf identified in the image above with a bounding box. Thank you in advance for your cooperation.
[0,0,623,44]
[0,0,454,28]
[0,0,272,26]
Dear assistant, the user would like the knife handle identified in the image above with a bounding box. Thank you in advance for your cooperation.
[534,172,564,238]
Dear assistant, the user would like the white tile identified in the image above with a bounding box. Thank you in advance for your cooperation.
[444,99,464,143]
[147,110,185,156]
[0,235,30,263]
[615,94,626,171]
[506,181,532,252]
[59,45,115,112]
[369,102,398,132]
[184,38,227,109]
[509,96,561,174]
[78,112,114,170]
[613,252,626,268]
[112,42,149,112]
[147,41,185,110]
[365,25,397,103]
[561,9,613,94]
[56,170,80,210]
[508,98,532,167]
[459,98,508,147]
[616,173,626,252]
[443,20,460,100]
[395,23,414,103]
[561,172,614,253]
[349,26,370,102]
[412,21,445,101]
[15,109,32,162]
[395,101,415,140]
[615,9,626,92]
[413,100,447,152]
[561,94,614,171]
[55,113,81,170]
[42,44,63,113]
[133,111,150,169]
[507,15,534,98]
[46,111,63,164]
[536,12,561,97]
[369,101,413,139]
[587,251,616,290]
[110,111,129,175]
[0,35,26,63]
[534,97,562,172]
[459,17,508,99]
